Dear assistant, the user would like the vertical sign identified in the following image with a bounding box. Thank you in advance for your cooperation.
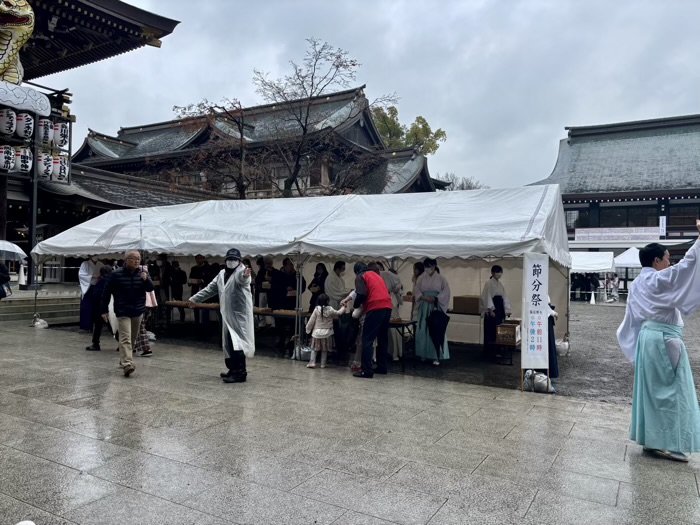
[522,253,549,370]
[659,216,667,237]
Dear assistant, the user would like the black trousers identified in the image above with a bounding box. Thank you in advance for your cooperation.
[91,301,110,346]
[362,309,391,375]
[223,329,247,379]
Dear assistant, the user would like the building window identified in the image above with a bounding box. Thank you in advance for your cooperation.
[566,209,589,229]
[627,207,658,227]
[600,208,627,228]
[669,205,699,227]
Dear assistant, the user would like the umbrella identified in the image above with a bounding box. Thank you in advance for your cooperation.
[93,218,186,253]
[426,303,450,358]
[0,240,27,261]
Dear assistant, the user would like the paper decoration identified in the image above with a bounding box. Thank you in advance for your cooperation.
[52,155,70,182]
[0,145,15,170]
[37,151,53,179]
[53,121,69,148]
[15,113,34,139]
[38,119,53,145]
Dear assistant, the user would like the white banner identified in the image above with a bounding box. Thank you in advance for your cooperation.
[522,253,550,370]
[659,216,667,236]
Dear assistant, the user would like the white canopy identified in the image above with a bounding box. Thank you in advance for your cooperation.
[614,247,641,268]
[31,185,571,266]
[570,251,615,273]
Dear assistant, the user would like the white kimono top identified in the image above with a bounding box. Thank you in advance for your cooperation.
[380,270,403,310]
[617,239,700,363]
[190,266,255,357]
[415,272,451,311]
[480,277,511,314]
[325,271,350,309]
[78,260,104,296]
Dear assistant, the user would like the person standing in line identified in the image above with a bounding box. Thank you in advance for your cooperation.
[170,260,188,322]
[79,255,104,332]
[325,261,350,309]
[617,226,700,463]
[480,264,511,357]
[189,248,254,383]
[414,258,451,365]
[305,294,343,369]
[308,263,329,312]
[349,262,392,378]
[86,267,112,351]
[101,250,154,377]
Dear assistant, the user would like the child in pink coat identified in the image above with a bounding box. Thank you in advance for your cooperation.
[305,294,343,368]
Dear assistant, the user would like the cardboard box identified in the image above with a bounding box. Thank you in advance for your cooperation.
[496,323,521,345]
[452,295,481,314]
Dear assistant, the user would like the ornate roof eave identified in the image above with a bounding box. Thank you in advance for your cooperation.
[562,188,700,203]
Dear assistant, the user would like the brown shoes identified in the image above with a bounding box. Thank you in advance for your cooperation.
[123,364,135,377]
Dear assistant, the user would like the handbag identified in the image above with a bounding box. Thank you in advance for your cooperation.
[0,283,12,300]
[145,290,158,308]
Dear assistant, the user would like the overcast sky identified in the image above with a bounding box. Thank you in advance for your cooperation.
[41,0,700,188]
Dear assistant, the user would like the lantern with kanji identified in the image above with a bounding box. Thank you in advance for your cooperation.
[38,119,53,146]
[52,155,70,182]
[1,145,16,170]
[0,109,17,135]
[15,113,34,139]
[53,122,69,148]
[12,147,33,174]
[37,151,53,179]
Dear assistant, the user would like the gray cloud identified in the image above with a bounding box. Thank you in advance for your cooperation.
[40,0,700,188]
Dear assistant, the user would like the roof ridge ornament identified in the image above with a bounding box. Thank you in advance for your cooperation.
[0,0,35,84]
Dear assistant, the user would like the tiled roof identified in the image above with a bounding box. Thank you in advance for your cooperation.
[378,150,433,194]
[531,114,700,195]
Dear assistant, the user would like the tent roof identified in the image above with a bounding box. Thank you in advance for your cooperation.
[571,252,615,273]
[614,247,641,268]
[31,185,571,266]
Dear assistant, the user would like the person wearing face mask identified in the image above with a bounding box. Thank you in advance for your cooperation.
[415,258,451,365]
[79,255,104,332]
[480,264,511,358]
[308,262,329,312]
[326,261,350,309]
[189,248,254,383]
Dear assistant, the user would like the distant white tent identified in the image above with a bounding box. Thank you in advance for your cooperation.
[614,247,641,268]
[571,252,615,273]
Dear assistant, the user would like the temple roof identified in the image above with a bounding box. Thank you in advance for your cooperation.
[74,86,382,165]
[379,149,435,194]
[531,114,700,196]
[21,0,179,80]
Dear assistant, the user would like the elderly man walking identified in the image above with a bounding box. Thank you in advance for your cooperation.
[617,220,700,462]
[190,248,255,383]
[101,250,154,377]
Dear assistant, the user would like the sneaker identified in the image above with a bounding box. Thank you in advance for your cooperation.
[392,356,400,362]
[432,360,440,366]
[350,364,362,373]
[306,363,316,369]
[85,344,101,351]
[319,365,326,369]
[219,371,232,378]
[123,364,135,377]
[353,371,373,378]
[140,350,153,357]
[222,375,246,383]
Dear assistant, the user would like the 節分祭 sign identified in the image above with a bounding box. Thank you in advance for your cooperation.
[521,253,549,370]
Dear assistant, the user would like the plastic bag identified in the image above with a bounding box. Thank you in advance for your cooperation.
[147,331,157,342]
[32,315,48,329]
[522,369,555,394]
[556,339,569,356]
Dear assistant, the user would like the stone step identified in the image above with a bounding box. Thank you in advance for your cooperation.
[0,307,80,322]
[0,302,81,314]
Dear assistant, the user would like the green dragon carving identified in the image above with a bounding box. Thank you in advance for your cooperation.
[0,0,34,84]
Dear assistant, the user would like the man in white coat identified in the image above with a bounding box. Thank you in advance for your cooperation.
[189,248,254,383]
[78,255,104,332]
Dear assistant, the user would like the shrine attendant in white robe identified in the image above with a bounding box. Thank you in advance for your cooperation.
[480,265,511,355]
[415,258,451,365]
[79,256,104,332]
[617,226,700,462]
[379,265,403,360]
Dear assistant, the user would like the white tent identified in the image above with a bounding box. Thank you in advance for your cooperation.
[571,251,615,273]
[32,185,571,265]
[614,247,641,268]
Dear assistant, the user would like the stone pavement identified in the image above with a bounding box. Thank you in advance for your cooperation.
[0,322,699,525]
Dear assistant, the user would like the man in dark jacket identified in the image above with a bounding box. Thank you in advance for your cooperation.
[0,262,10,300]
[101,250,154,377]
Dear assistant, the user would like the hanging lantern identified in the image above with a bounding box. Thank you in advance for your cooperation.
[0,109,17,135]
[0,145,15,171]
[53,122,69,148]
[38,119,53,145]
[14,147,33,174]
[52,155,70,182]
[37,151,53,179]
[15,113,34,139]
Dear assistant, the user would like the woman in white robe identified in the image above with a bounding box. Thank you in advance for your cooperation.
[415,258,451,365]
[379,267,403,360]
[617,230,700,461]
[480,264,511,356]
[78,256,103,331]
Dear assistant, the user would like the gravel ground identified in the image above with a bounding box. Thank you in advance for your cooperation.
[558,301,700,405]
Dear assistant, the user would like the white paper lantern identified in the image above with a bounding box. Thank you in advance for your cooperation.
[53,122,69,148]
[38,119,53,146]
[0,145,15,171]
[15,113,34,139]
[0,108,17,135]
[12,146,33,174]
[37,151,53,179]
[52,155,70,182]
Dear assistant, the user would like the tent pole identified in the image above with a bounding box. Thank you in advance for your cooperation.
[294,253,302,358]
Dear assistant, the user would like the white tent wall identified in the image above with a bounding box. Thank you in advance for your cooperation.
[570,252,615,273]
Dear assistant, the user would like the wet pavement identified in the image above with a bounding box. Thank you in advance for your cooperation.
[2,318,700,524]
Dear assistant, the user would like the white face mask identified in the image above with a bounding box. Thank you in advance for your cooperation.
[226,260,240,270]
[494,272,503,280]
[340,270,346,277]
[156,261,163,267]
[90,256,98,263]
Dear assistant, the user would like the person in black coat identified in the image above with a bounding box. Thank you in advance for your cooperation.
[100,250,154,377]
[86,267,112,351]
[308,263,328,312]
[0,262,10,300]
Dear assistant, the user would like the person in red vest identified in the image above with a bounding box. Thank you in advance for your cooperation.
[350,262,393,378]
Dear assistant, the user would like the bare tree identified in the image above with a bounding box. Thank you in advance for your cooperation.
[434,172,489,191]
